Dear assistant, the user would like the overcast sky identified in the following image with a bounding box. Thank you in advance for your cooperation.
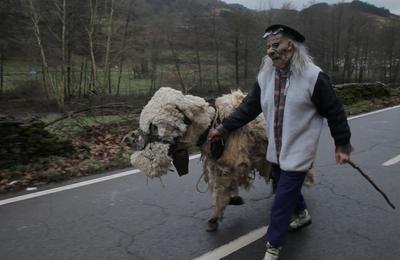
[221,0,400,15]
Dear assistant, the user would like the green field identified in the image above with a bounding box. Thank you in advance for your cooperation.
[1,55,249,99]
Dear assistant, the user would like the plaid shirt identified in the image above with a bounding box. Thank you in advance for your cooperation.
[273,69,290,162]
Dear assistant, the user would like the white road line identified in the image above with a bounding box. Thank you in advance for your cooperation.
[0,169,140,206]
[383,154,400,166]
[1,104,399,207]
[192,226,267,260]
[0,154,202,206]
[348,104,400,120]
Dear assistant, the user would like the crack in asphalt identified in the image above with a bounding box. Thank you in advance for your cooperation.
[170,206,212,221]
[141,201,209,220]
[384,143,400,149]
[94,213,168,260]
[316,176,392,213]
[346,229,373,242]
[141,201,169,217]
[125,218,169,259]
[99,200,212,259]
[40,221,51,238]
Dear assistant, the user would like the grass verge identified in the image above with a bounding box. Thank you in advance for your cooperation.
[1,93,400,194]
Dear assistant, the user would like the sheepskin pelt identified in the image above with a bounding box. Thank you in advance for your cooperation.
[131,87,215,178]
[139,87,215,144]
[201,90,270,189]
[201,90,314,188]
[130,142,171,178]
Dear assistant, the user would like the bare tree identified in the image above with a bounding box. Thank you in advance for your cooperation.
[210,10,222,92]
[342,16,354,83]
[50,0,68,100]
[186,2,204,89]
[280,1,295,10]
[328,2,345,80]
[358,29,370,82]
[103,0,115,94]
[384,22,400,83]
[116,0,133,96]
[0,44,4,95]
[148,34,161,94]
[28,0,55,100]
[86,0,98,92]
[164,16,187,93]
[234,29,240,86]
[4,0,400,104]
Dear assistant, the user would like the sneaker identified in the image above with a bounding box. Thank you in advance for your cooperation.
[263,242,281,260]
[288,209,312,232]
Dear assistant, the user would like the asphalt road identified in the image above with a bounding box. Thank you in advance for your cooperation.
[0,107,399,260]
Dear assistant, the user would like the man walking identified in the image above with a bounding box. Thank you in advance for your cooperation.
[208,24,352,260]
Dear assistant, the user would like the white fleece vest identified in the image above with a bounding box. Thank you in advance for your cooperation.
[257,63,323,172]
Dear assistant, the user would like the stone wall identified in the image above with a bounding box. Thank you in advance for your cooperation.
[0,117,74,169]
[334,82,391,105]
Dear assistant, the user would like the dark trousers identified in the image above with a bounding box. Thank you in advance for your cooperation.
[266,164,307,247]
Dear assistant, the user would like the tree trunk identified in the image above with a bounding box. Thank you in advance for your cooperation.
[116,0,133,96]
[211,13,221,92]
[83,58,88,96]
[192,21,203,90]
[166,31,186,93]
[51,0,67,101]
[78,58,85,97]
[116,64,123,96]
[104,0,115,95]
[353,26,361,83]
[342,18,354,83]
[29,0,54,99]
[195,38,203,89]
[149,37,160,94]
[392,60,400,83]
[0,45,4,95]
[387,26,395,83]
[330,6,343,74]
[87,0,98,92]
[67,38,72,99]
[358,32,370,82]
[61,0,67,101]
[243,30,249,87]
[150,61,158,94]
[234,33,239,86]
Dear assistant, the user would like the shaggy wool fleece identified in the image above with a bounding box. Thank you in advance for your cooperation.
[130,142,171,178]
[201,90,270,189]
[139,87,214,143]
[131,87,214,178]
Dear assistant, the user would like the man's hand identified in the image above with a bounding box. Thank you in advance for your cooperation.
[208,128,223,143]
[335,145,353,164]
[335,151,350,164]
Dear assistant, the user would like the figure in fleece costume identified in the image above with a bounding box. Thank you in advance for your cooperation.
[130,87,314,232]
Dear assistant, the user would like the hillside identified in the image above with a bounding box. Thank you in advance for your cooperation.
[0,0,399,106]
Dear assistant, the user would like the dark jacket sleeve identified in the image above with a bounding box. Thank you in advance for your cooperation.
[311,72,351,148]
[220,81,262,133]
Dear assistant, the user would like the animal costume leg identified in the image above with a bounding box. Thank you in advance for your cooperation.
[207,164,238,232]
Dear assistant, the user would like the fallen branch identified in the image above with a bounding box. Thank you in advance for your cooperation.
[44,103,139,128]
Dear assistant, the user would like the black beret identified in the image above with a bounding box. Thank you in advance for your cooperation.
[262,24,305,43]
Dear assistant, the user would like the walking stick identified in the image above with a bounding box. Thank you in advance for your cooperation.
[347,160,396,210]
